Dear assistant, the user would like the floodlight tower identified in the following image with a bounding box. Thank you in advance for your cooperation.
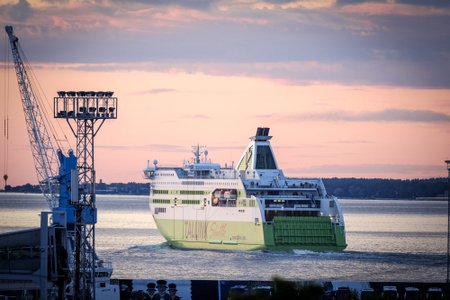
[54,91,118,299]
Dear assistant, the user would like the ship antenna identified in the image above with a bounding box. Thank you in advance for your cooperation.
[195,145,200,164]
[192,144,205,164]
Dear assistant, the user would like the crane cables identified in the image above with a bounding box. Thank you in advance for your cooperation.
[17,42,72,154]
[3,31,10,190]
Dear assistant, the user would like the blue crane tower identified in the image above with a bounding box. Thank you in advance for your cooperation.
[5,25,118,299]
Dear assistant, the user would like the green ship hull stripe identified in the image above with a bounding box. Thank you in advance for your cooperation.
[154,216,347,251]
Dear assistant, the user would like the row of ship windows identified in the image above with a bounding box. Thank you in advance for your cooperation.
[180,199,201,205]
[153,190,169,194]
[155,173,175,177]
[153,189,208,195]
[153,199,202,205]
[154,207,167,214]
[181,181,204,185]
[152,199,171,204]
[180,190,205,195]
[154,181,239,186]
[152,198,256,207]
[210,182,238,186]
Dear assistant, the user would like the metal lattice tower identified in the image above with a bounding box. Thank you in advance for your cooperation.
[54,91,118,299]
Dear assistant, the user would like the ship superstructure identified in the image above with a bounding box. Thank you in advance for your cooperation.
[144,128,346,251]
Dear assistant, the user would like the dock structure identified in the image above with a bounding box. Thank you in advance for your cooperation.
[0,212,68,299]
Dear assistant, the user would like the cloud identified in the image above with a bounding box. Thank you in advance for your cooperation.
[207,145,245,151]
[22,57,450,88]
[2,0,34,21]
[143,144,187,152]
[97,143,186,152]
[64,61,341,74]
[182,114,210,119]
[2,0,450,88]
[340,2,450,16]
[331,140,372,144]
[134,88,177,95]
[249,0,336,10]
[111,0,214,10]
[287,109,450,123]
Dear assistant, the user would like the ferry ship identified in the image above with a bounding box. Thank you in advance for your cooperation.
[144,128,347,251]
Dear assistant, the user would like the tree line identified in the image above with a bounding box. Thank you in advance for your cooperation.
[2,177,448,200]
[323,177,448,199]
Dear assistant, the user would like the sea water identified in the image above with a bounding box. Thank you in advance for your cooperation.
[0,193,446,282]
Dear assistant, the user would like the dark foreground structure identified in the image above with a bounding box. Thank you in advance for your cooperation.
[2,278,440,300]
[117,279,446,300]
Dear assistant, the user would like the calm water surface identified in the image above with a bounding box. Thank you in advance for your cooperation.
[0,193,446,282]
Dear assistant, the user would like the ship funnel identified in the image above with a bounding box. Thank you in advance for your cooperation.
[237,127,278,171]
[252,127,272,141]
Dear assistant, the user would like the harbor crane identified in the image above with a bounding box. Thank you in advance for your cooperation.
[5,25,118,299]
[5,26,59,209]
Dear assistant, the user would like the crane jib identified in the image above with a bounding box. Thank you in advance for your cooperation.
[5,25,59,209]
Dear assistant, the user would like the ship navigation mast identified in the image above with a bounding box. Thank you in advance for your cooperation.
[192,145,210,164]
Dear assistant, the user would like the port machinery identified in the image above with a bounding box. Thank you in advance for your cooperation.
[2,25,118,299]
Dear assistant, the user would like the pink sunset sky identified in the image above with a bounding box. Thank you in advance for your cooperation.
[1,0,450,186]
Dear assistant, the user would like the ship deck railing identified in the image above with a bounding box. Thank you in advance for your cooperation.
[246,186,319,191]
[265,206,321,211]
[251,194,321,200]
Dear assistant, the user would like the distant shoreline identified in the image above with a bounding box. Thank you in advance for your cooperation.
[0,191,447,201]
[1,177,448,200]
